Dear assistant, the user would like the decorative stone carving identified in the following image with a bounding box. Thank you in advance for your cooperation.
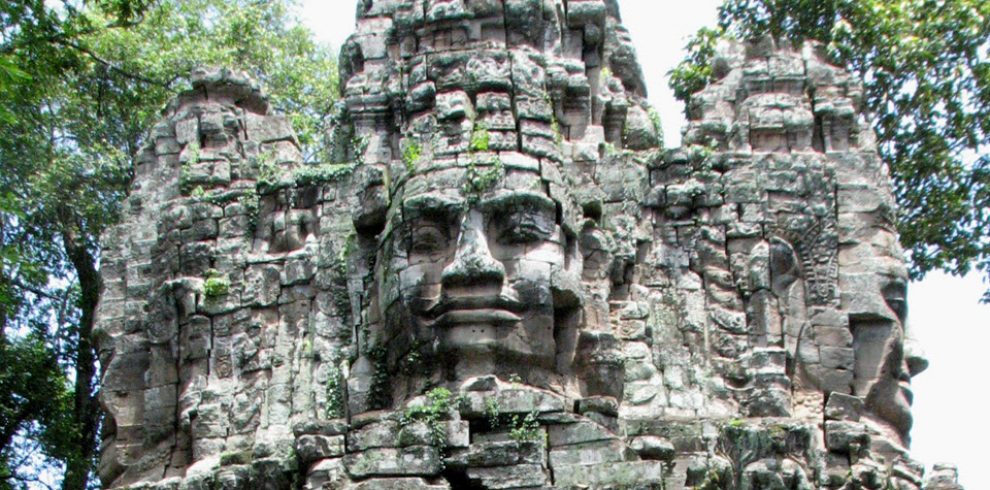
[94,2,964,489]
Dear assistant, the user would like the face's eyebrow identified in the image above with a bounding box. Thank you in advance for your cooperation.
[479,190,556,216]
[401,193,465,220]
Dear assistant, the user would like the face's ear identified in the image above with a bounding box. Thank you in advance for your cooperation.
[769,237,800,295]
[352,166,388,236]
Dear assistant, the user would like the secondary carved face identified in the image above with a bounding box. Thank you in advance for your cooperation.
[844,231,928,442]
[380,166,577,380]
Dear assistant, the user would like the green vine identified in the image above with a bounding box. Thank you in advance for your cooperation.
[257,160,356,194]
[325,353,346,419]
[352,135,369,165]
[239,191,260,233]
[330,233,355,322]
[367,343,391,409]
[292,163,356,186]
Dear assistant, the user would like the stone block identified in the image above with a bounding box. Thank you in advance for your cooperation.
[825,421,869,454]
[825,393,864,422]
[547,421,614,447]
[553,461,666,488]
[548,438,627,467]
[444,440,545,469]
[295,435,345,464]
[343,446,441,479]
[629,436,676,461]
[465,464,549,489]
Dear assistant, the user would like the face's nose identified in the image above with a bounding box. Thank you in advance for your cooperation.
[441,210,505,288]
[904,336,929,377]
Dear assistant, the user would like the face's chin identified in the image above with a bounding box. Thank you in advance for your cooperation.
[865,371,914,443]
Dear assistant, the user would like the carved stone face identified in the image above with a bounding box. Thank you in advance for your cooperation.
[379,166,579,382]
[843,230,929,441]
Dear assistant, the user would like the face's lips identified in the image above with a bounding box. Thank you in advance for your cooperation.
[434,308,523,326]
[420,295,525,327]
[899,381,914,405]
[424,294,524,316]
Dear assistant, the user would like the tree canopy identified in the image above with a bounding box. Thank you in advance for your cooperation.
[670,0,990,301]
[0,1,338,488]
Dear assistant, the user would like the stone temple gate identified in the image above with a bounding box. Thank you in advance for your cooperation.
[94,1,965,489]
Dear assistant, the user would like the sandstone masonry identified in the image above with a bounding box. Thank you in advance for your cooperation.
[94,1,965,489]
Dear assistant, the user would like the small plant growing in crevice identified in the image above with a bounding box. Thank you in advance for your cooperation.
[400,387,458,448]
[400,340,433,376]
[186,141,202,165]
[402,139,422,174]
[485,397,501,431]
[483,396,543,443]
[202,269,230,298]
[543,91,564,146]
[470,123,491,152]
[463,157,503,200]
[463,122,504,202]
[255,149,281,186]
[508,410,542,442]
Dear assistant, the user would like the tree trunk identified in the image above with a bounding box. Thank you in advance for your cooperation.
[1,218,8,339]
[59,217,101,490]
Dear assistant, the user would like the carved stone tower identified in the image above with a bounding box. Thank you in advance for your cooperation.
[94,1,964,489]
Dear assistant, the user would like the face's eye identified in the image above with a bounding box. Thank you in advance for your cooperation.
[882,281,908,321]
[410,223,450,254]
[499,223,547,245]
[494,210,554,246]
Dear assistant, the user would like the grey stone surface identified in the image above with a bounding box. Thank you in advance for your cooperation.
[95,2,964,489]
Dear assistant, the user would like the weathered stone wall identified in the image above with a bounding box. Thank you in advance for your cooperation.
[94,1,964,489]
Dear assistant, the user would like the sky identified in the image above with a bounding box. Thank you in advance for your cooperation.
[298,1,989,487]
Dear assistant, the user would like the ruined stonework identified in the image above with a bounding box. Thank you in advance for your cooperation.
[94,1,964,489]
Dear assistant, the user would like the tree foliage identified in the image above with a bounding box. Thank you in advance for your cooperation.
[670,0,990,301]
[0,1,338,488]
